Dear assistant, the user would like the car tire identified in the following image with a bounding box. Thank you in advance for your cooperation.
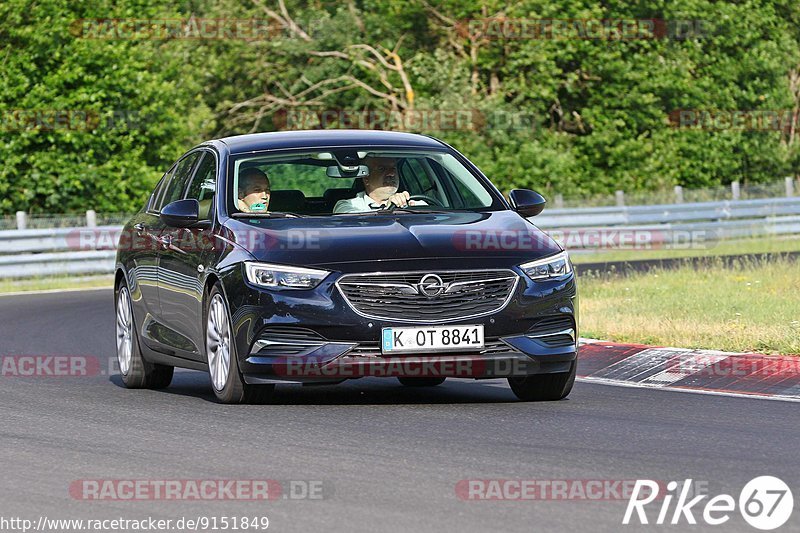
[507,361,576,401]
[205,283,274,404]
[115,280,174,389]
[397,377,446,387]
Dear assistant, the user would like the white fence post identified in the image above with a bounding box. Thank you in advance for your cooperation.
[786,177,795,198]
[674,185,684,203]
[554,194,564,208]
[86,210,97,228]
[15,211,27,230]
[615,190,625,207]
[731,181,740,200]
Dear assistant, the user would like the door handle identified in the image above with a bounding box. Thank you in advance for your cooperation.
[158,234,188,255]
[133,223,145,234]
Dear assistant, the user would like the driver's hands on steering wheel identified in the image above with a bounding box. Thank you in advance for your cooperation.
[385,191,417,208]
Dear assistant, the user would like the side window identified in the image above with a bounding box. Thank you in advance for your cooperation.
[428,156,488,208]
[158,152,201,210]
[401,158,435,195]
[185,152,217,221]
[148,165,176,212]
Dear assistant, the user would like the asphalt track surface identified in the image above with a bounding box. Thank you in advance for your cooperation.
[0,290,798,533]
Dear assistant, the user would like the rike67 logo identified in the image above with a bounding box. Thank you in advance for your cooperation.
[624,477,794,530]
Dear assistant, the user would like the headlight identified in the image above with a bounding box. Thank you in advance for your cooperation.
[520,251,572,281]
[244,262,330,289]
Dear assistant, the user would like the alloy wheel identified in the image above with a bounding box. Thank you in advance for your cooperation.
[206,294,231,391]
[115,287,133,375]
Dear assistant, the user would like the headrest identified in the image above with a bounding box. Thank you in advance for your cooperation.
[268,190,305,212]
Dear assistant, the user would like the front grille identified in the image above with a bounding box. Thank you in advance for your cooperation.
[336,270,518,323]
[342,337,519,358]
[527,315,576,347]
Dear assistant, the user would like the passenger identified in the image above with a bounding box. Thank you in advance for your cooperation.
[333,157,423,213]
[237,168,271,212]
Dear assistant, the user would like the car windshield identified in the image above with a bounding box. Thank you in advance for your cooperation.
[228,148,498,216]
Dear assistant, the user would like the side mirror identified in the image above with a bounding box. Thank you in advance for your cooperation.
[160,199,200,228]
[508,189,547,217]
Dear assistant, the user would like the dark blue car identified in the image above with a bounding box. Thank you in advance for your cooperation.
[114,130,578,403]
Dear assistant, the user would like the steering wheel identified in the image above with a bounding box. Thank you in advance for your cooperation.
[406,194,444,207]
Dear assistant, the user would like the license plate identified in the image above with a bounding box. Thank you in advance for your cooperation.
[381,325,484,354]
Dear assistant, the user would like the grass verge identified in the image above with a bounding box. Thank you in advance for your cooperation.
[0,275,114,294]
[579,257,800,355]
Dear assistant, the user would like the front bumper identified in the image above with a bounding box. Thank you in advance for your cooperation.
[223,266,578,384]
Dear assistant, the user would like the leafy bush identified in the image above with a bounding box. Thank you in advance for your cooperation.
[1,0,798,214]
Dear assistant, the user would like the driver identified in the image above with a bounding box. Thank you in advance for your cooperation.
[333,157,424,213]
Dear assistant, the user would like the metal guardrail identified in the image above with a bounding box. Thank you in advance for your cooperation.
[535,197,800,249]
[0,224,121,278]
[0,226,122,254]
[534,197,800,228]
[1,196,799,279]
[0,250,116,279]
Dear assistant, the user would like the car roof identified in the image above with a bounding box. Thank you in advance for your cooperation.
[215,130,448,155]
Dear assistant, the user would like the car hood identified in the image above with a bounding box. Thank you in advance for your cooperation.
[224,211,561,271]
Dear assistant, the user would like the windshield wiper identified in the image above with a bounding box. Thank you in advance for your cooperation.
[393,208,451,214]
[231,212,306,218]
[376,203,450,214]
[376,203,397,215]
[375,201,447,214]
[334,206,452,216]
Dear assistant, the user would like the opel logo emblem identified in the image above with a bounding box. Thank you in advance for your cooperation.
[417,274,446,297]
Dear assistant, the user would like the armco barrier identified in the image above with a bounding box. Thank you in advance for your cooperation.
[0,196,799,279]
[0,250,117,278]
[0,225,122,254]
[534,196,800,228]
